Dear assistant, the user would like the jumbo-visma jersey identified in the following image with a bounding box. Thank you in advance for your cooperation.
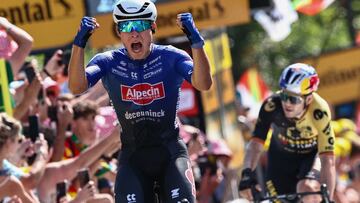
[85,45,193,148]
[253,92,335,155]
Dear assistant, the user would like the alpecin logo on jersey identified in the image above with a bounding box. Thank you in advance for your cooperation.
[121,82,165,105]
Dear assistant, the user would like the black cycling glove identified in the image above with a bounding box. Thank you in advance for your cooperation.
[238,168,257,191]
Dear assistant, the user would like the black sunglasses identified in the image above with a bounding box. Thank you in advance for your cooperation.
[279,92,304,104]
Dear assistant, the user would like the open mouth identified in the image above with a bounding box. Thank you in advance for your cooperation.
[131,42,143,53]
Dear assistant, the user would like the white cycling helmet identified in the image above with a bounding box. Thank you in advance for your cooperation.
[279,63,320,95]
[113,0,157,23]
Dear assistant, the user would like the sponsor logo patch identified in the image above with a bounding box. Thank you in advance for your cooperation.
[313,109,328,120]
[116,65,127,71]
[112,69,129,78]
[121,82,165,105]
[120,61,127,67]
[144,68,162,79]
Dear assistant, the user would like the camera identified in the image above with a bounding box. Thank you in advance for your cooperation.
[28,115,40,142]
[23,63,44,101]
[56,180,67,203]
[197,154,218,176]
[77,168,90,188]
[47,105,58,122]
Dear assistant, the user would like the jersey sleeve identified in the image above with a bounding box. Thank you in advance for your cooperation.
[252,97,275,142]
[173,47,194,83]
[85,54,107,88]
[312,98,335,155]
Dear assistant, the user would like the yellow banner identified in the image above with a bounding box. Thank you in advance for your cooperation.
[201,32,234,114]
[0,0,86,50]
[201,68,235,114]
[0,59,13,115]
[201,78,220,114]
[219,68,235,105]
[204,33,232,75]
[90,0,250,49]
[156,0,250,37]
[300,47,360,105]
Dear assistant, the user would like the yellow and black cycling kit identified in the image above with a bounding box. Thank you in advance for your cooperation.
[252,92,335,195]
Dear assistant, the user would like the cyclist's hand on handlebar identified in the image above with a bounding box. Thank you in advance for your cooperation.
[73,16,99,48]
[238,168,258,200]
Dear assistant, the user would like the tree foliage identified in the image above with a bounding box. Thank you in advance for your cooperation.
[227,2,352,89]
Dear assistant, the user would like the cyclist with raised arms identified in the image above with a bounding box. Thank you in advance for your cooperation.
[238,63,336,203]
[68,0,212,202]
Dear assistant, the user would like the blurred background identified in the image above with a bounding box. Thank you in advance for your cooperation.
[2,0,360,202]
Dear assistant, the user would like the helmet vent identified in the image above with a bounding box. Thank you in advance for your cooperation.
[117,2,150,14]
[290,74,301,84]
[115,13,153,21]
[284,69,293,83]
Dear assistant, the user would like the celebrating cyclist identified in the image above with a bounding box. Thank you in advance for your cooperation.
[68,0,212,202]
[238,63,335,203]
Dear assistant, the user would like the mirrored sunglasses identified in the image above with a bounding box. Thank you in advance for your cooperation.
[117,20,152,33]
[280,91,304,104]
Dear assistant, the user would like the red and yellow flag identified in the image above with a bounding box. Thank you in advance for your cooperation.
[236,68,272,118]
[292,0,335,16]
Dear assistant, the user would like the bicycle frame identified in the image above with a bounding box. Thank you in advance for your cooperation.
[253,184,332,203]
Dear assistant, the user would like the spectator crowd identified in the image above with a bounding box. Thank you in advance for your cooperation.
[1,15,360,203]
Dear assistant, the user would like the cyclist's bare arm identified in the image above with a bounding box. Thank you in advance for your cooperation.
[319,153,336,200]
[239,138,264,201]
[176,13,212,91]
[69,17,99,94]
[243,138,264,169]
[68,45,88,94]
[191,47,212,91]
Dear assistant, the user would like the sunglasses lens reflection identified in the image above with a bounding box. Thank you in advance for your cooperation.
[118,20,152,33]
[280,92,302,104]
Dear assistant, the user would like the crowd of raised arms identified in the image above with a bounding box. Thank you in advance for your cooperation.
[1,0,360,203]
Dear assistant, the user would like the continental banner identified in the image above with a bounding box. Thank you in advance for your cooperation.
[155,0,249,37]
[0,0,86,50]
[301,47,360,105]
[90,0,250,49]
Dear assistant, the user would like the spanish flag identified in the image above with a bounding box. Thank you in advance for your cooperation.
[0,59,13,115]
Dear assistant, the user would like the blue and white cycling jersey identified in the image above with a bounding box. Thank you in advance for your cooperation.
[86,44,193,147]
